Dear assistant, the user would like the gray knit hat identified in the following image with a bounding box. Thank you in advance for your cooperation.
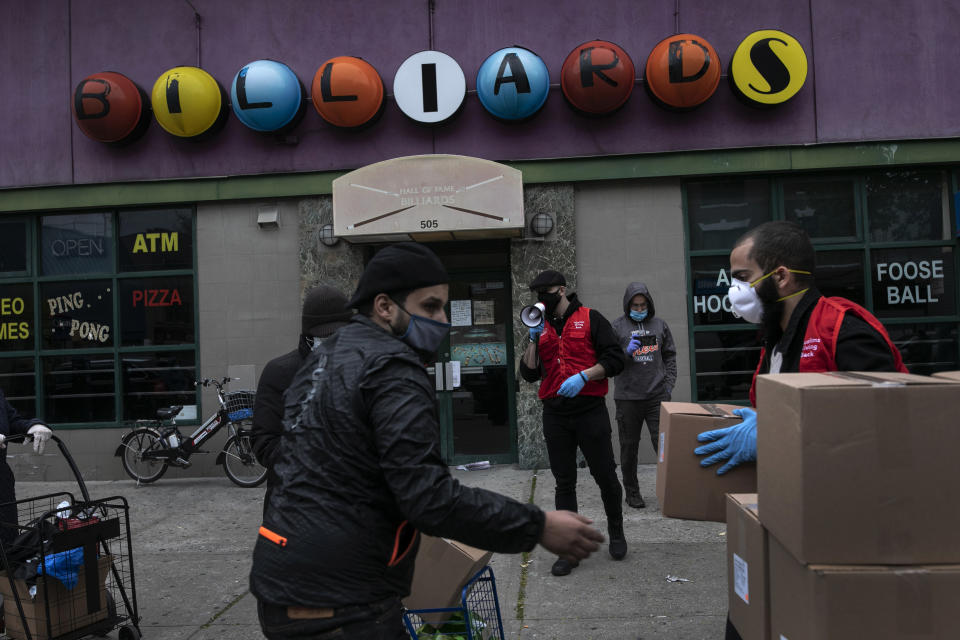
[301,285,353,337]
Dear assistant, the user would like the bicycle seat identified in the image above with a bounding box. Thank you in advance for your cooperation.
[156,405,183,420]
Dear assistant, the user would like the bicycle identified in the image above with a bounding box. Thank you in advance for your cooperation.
[114,377,267,488]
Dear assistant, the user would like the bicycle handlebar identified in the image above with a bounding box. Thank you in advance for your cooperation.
[195,376,237,390]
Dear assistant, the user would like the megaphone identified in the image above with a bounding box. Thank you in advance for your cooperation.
[520,302,546,328]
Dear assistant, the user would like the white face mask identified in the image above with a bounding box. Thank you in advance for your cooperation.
[728,278,764,324]
[728,268,812,324]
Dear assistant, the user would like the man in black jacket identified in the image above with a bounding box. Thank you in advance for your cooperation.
[0,389,53,547]
[250,244,604,640]
[519,270,627,577]
[251,285,352,510]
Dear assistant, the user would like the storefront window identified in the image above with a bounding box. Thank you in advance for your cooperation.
[0,220,28,273]
[782,177,857,242]
[39,280,114,349]
[815,250,866,303]
[887,323,959,375]
[43,354,116,422]
[121,351,196,420]
[686,179,771,251]
[118,209,193,271]
[0,283,34,352]
[118,276,195,346]
[0,208,196,426]
[870,246,955,318]
[693,331,761,402]
[0,357,36,417]
[41,213,113,275]
[866,170,946,242]
[690,255,738,326]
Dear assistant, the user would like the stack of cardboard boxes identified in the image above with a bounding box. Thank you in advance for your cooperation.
[726,371,960,639]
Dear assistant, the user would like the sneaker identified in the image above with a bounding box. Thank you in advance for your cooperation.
[170,457,192,468]
[550,557,579,576]
[626,492,646,509]
[609,523,627,560]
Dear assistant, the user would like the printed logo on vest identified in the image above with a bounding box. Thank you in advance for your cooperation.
[800,337,820,359]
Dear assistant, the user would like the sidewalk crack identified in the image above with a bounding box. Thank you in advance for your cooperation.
[515,469,538,624]
[198,589,249,630]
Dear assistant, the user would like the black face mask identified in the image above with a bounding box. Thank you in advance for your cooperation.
[388,300,451,365]
[537,290,563,315]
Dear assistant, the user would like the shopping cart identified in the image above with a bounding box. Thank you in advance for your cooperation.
[403,565,505,640]
[0,434,140,640]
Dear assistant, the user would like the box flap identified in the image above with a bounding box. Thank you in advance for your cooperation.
[445,538,490,562]
[661,402,740,418]
[808,563,960,574]
[727,493,759,517]
[759,371,953,390]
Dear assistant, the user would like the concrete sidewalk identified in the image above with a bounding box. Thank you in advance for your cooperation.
[12,464,728,639]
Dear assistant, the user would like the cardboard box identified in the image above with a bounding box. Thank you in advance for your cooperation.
[756,371,960,565]
[0,554,112,640]
[656,402,757,522]
[403,535,492,617]
[769,534,960,639]
[726,494,769,640]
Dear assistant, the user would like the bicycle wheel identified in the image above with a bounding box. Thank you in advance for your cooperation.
[120,428,169,483]
[222,430,267,488]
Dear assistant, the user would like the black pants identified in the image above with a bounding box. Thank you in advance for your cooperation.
[257,597,408,640]
[542,402,622,525]
[614,397,663,495]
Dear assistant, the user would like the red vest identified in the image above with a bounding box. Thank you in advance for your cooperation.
[537,306,608,399]
[749,297,909,406]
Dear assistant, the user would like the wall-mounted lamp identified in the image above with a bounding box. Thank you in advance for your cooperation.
[529,212,555,236]
[257,205,280,229]
[319,223,339,247]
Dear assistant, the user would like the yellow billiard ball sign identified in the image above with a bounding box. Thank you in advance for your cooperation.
[151,66,227,138]
[730,30,807,107]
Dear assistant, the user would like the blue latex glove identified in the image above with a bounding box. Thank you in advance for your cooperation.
[529,320,544,342]
[694,407,757,475]
[557,371,588,397]
[625,338,641,354]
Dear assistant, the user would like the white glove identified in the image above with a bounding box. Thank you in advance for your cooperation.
[27,424,52,454]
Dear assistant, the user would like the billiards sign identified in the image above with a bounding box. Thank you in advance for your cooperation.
[332,155,523,242]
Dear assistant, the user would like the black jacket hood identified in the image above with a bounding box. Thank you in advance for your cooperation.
[622,282,656,319]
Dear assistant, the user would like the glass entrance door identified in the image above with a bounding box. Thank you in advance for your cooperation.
[430,271,517,465]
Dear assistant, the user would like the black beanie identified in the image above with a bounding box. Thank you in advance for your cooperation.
[301,285,353,337]
[348,242,449,307]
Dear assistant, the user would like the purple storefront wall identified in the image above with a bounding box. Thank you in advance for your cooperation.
[2,0,959,190]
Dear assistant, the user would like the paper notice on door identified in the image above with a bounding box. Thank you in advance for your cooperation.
[733,553,749,604]
[449,360,461,388]
[473,299,495,325]
[450,300,471,327]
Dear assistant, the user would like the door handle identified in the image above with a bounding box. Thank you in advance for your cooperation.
[433,365,444,391]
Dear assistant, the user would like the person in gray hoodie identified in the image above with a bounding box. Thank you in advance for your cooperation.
[611,282,677,508]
